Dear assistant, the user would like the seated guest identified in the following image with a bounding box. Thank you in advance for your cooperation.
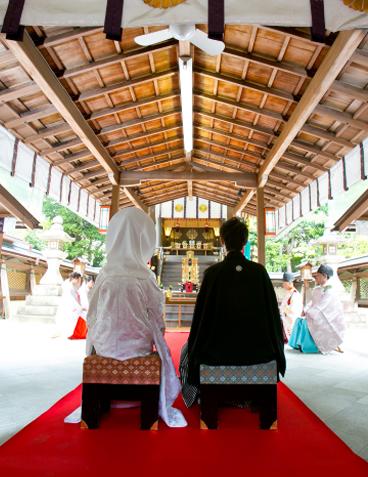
[87,207,186,428]
[180,217,286,407]
[280,272,303,341]
[289,264,345,354]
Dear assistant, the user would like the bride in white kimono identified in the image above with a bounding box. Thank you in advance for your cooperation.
[86,207,187,428]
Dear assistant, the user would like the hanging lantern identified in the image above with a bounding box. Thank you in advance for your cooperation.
[265,208,276,236]
[99,205,110,234]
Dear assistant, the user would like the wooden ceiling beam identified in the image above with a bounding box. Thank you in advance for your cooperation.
[194,137,262,163]
[4,104,57,128]
[113,136,183,161]
[134,156,185,171]
[194,182,239,201]
[61,41,177,81]
[270,171,306,188]
[118,148,184,169]
[223,46,367,102]
[290,140,340,162]
[258,30,365,187]
[194,124,269,150]
[313,103,368,132]
[24,123,72,143]
[0,81,40,102]
[301,124,355,148]
[6,30,120,185]
[141,181,187,196]
[99,108,181,137]
[123,187,149,213]
[331,80,368,103]
[39,27,103,49]
[89,91,180,122]
[233,190,256,215]
[267,176,303,195]
[194,91,284,123]
[276,161,317,180]
[193,148,258,171]
[84,177,109,191]
[142,184,187,200]
[69,159,99,174]
[120,170,257,188]
[282,151,329,172]
[222,46,308,79]
[144,188,188,205]
[192,156,247,174]
[195,110,275,138]
[195,68,295,103]
[193,188,237,207]
[106,125,182,149]
[78,69,177,103]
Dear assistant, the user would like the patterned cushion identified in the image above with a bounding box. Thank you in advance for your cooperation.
[83,353,161,385]
[200,361,277,385]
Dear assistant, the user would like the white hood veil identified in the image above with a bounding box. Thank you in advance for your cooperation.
[87,207,187,428]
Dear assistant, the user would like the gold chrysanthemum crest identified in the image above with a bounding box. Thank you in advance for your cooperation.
[144,0,186,8]
[343,0,368,13]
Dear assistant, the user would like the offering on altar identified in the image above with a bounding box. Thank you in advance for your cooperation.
[181,251,199,292]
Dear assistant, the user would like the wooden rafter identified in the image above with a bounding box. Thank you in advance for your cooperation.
[6,30,120,185]
[123,187,148,212]
[258,29,366,187]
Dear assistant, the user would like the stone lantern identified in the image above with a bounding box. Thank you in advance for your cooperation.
[40,216,74,286]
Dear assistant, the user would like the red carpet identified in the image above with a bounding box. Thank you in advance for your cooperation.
[0,332,367,477]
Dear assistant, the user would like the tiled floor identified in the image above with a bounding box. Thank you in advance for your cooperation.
[0,320,367,460]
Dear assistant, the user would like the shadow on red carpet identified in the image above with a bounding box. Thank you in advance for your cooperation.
[0,332,367,477]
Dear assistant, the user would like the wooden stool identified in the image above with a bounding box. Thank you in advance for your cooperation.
[81,353,161,430]
[199,361,278,430]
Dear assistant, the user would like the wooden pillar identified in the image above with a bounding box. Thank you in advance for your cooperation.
[30,266,37,294]
[109,185,120,220]
[350,277,358,304]
[0,259,11,319]
[257,187,266,266]
[226,206,235,219]
[148,206,156,223]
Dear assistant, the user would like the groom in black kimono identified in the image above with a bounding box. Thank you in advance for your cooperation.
[180,217,286,407]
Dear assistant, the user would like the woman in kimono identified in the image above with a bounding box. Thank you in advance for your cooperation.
[86,207,187,428]
[57,272,88,339]
[280,272,303,341]
[289,265,345,354]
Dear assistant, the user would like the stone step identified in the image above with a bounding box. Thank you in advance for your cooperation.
[33,284,63,296]
[15,313,56,325]
[26,295,62,306]
[17,305,58,316]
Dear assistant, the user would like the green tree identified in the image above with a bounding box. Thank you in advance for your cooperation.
[24,230,45,251]
[42,197,105,267]
[265,208,327,272]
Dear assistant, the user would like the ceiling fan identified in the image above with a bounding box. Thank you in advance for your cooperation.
[134,24,225,56]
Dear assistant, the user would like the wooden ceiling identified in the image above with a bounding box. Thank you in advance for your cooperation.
[0,25,367,215]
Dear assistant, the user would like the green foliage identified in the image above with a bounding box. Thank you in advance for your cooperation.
[42,197,105,267]
[338,234,368,259]
[24,230,45,251]
[265,208,327,272]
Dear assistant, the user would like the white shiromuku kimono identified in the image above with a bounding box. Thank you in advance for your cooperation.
[280,288,303,339]
[305,284,345,354]
[56,280,87,337]
[86,207,187,428]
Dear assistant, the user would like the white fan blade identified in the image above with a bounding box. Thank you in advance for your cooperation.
[190,29,225,56]
[135,29,173,46]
